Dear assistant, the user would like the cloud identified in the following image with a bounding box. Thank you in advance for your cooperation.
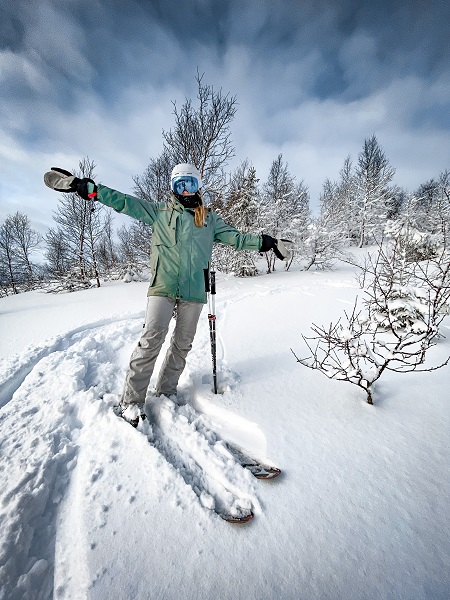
[1,0,449,230]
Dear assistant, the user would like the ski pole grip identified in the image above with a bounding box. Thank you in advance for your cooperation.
[210,270,216,295]
[204,269,210,293]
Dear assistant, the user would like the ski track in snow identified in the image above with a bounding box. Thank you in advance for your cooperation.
[0,317,143,599]
[0,304,268,599]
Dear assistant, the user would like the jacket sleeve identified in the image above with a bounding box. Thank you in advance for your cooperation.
[96,184,159,226]
[212,213,262,251]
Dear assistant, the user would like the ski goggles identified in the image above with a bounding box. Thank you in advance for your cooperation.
[171,175,199,195]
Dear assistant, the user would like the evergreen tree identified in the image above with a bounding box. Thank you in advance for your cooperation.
[260,154,310,271]
[354,135,396,247]
[214,160,260,277]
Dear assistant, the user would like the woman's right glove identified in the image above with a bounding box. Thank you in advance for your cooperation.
[44,167,97,200]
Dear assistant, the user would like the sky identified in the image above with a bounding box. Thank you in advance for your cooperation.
[1,0,450,235]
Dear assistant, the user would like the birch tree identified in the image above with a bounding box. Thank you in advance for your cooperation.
[133,150,172,203]
[0,212,41,294]
[44,227,72,278]
[414,172,450,246]
[48,157,108,289]
[163,72,237,199]
[320,156,357,242]
[117,221,153,266]
[162,71,237,202]
[0,216,20,294]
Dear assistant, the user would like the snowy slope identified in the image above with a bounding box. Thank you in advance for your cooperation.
[0,261,449,600]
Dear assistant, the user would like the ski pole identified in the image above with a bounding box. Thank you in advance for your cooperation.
[204,267,218,394]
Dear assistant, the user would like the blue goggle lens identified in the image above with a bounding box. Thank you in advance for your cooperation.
[172,176,199,194]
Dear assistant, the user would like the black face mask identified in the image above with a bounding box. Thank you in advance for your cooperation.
[175,193,202,208]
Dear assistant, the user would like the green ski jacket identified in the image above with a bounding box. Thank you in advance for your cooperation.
[96,184,262,303]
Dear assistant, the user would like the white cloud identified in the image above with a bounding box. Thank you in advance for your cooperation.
[1,0,449,230]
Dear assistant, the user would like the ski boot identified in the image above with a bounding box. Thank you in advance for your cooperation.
[114,402,147,428]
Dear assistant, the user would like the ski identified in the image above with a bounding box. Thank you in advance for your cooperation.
[112,401,278,524]
[222,442,282,480]
[219,510,254,524]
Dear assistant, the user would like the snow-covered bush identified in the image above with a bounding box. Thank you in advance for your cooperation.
[360,241,450,335]
[367,284,430,333]
[106,263,148,283]
[385,219,440,262]
[43,268,94,294]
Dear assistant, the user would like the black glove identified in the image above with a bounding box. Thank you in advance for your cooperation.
[44,167,97,200]
[260,234,285,260]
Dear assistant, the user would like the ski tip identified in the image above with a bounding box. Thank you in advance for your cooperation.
[253,467,282,480]
[222,511,254,524]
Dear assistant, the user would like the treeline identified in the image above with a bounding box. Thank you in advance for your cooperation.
[1,74,449,295]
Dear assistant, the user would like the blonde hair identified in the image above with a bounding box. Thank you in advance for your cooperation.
[194,192,207,227]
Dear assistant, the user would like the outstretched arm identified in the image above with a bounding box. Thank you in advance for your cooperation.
[95,184,158,225]
[212,213,261,251]
[44,167,158,225]
[212,213,288,260]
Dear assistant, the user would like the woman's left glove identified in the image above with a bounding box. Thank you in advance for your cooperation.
[44,167,97,200]
[260,234,286,260]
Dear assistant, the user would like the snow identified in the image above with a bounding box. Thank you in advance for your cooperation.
[0,259,449,600]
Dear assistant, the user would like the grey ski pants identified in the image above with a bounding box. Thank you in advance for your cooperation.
[121,296,204,405]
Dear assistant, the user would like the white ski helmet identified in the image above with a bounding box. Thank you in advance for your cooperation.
[171,163,202,190]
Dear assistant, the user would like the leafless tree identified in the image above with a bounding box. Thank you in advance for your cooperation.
[79,157,103,287]
[0,216,19,294]
[96,211,119,274]
[384,196,441,263]
[117,220,152,266]
[162,70,237,201]
[319,157,356,243]
[0,212,41,295]
[413,171,450,247]
[44,227,72,278]
[9,212,41,282]
[132,150,172,203]
[48,157,108,289]
[292,241,450,404]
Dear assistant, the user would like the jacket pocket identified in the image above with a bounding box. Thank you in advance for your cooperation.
[152,221,176,247]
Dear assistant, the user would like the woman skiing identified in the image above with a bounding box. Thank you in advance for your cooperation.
[44,163,287,427]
